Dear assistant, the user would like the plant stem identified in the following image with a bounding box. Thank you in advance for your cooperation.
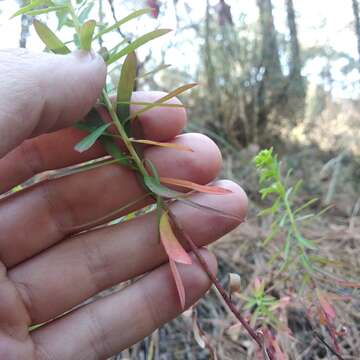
[277,163,307,259]
[68,1,81,35]
[167,209,276,360]
[101,90,148,176]
[66,6,270,357]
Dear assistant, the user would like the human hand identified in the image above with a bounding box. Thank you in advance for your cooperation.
[0,49,247,359]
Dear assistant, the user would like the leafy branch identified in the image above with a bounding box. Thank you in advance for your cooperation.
[254,148,318,272]
[12,1,276,358]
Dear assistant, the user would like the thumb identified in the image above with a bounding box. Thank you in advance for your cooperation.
[0,49,106,158]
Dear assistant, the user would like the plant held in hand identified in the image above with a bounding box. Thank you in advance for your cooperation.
[12,1,277,359]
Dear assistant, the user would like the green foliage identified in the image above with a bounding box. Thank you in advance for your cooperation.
[94,8,152,39]
[122,83,197,124]
[79,19,96,51]
[11,1,62,18]
[254,148,318,272]
[117,52,137,123]
[12,1,282,356]
[106,29,172,65]
[74,123,110,152]
[243,278,281,328]
[33,19,70,54]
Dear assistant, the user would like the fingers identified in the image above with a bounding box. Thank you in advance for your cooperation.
[31,249,217,360]
[0,134,221,267]
[0,91,186,194]
[9,181,246,324]
[130,91,186,141]
[0,49,106,158]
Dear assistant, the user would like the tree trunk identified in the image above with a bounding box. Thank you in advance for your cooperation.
[286,0,301,79]
[256,0,283,137]
[204,0,221,126]
[352,0,360,64]
[257,0,282,81]
[286,0,305,119]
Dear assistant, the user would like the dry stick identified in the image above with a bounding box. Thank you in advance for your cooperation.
[167,209,276,360]
[313,331,344,360]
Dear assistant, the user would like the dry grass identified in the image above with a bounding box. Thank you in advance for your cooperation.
[108,205,360,359]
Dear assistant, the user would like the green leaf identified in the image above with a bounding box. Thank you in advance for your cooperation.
[56,8,72,30]
[33,19,70,54]
[126,83,197,122]
[107,29,172,65]
[300,254,313,273]
[25,5,68,17]
[143,160,165,227]
[295,233,316,250]
[143,166,241,221]
[117,101,184,109]
[293,198,319,215]
[78,1,94,23]
[138,64,171,79]
[144,175,181,198]
[74,123,110,153]
[94,8,152,39]
[100,138,132,168]
[52,0,69,5]
[11,0,51,18]
[80,19,96,51]
[117,52,137,123]
[284,231,292,261]
[73,122,98,132]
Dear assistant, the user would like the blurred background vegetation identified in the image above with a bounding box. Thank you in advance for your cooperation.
[2,0,360,358]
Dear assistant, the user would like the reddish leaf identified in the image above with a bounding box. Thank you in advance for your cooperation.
[130,138,193,152]
[169,258,186,309]
[263,328,286,360]
[160,211,192,265]
[272,337,286,360]
[160,177,233,195]
[317,291,336,320]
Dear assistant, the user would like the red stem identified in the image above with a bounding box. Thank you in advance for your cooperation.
[168,209,276,360]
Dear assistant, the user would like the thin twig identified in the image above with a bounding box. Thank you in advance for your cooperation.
[313,331,344,360]
[107,0,132,44]
[167,209,276,360]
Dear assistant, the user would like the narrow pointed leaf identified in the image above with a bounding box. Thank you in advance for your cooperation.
[100,138,132,168]
[160,211,192,265]
[295,233,316,250]
[74,123,111,153]
[317,291,336,320]
[180,199,243,221]
[144,175,242,221]
[33,19,70,54]
[130,139,193,152]
[144,175,182,198]
[144,159,161,183]
[78,2,94,23]
[126,83,197,122]
[107,29,172,65]
[117,101,185,109]
[95,8,152,38]
[160,177,232,194]
[117,52,137,122]
[11,0,50,18]
[169,259,186,309]
[25,5,68,17]
[80,20,96,51]
[138,64,172,78]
